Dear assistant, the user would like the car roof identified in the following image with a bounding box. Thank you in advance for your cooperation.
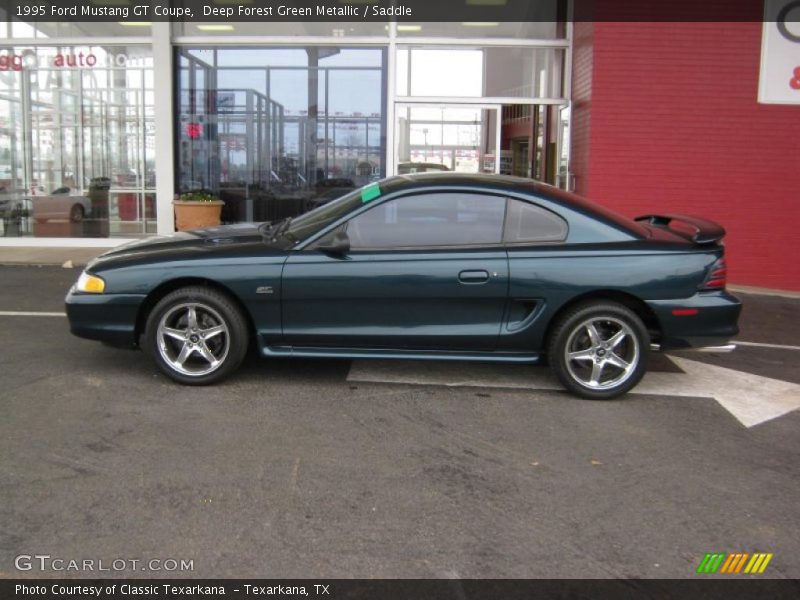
[379,172,649,239]
[383,172,536,191]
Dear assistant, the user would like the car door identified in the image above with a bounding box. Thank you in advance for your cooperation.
[500,197,571,351]
[281,190,509,351]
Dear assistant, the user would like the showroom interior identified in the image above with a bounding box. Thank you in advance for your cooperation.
[0,19,571,239]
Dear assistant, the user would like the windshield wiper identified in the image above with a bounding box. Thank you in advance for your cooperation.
[258,220,274,237]
[274,217,293,240]
[259,217,292,241]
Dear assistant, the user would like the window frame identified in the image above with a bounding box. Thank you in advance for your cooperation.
[502,196,569,246]
[299,187,572,253]
[342,190,510,252]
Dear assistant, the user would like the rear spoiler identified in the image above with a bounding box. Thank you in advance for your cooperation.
[634,214,725,244]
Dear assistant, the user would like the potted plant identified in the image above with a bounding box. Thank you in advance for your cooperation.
[173,190,225,231]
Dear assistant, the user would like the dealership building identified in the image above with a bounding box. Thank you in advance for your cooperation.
[0,2,798,290]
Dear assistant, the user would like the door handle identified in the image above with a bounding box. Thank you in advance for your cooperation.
[458,269,490,284]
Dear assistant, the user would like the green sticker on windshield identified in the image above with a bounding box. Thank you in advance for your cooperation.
[361,182,382,203]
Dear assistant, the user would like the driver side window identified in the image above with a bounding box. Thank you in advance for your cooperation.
[346,192,506,249]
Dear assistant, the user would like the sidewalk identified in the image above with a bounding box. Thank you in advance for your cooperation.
[0,246,104,267]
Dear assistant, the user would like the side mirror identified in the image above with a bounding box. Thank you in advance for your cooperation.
[317,230,350,256]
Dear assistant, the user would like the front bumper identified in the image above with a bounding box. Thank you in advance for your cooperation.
[646,290,742,350]
[65,288,146,348]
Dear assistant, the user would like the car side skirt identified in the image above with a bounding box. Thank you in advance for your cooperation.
[262,345,542,364]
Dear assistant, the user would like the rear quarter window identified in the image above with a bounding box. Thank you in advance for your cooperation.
[504,199,568,244]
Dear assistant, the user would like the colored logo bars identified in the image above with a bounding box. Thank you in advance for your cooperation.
[696,552,774,574]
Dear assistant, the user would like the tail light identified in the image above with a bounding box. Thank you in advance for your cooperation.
[700,257,727,290]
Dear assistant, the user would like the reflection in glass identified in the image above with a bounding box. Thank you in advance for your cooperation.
[348,193,507,248]
[395,106,497,175]
[397,47,565,99]
[177,47,386,224]
[0,45,155,238]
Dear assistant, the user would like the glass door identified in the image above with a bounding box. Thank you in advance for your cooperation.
[394,104,501,176]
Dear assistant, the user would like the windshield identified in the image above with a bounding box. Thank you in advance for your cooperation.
[284,186,372,241]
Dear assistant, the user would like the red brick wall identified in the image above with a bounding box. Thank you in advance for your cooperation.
[570,21,800,290]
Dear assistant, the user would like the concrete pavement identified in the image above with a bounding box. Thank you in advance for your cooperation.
[0,265,798,579]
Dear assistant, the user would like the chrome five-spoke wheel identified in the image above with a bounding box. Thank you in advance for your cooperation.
[145,286,249,385]
[564,317,639,390]
[157,303,230,377]
[548,301,649,399]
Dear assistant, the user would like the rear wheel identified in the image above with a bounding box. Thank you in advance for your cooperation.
[144,286,249,385]
[547,301,649,400]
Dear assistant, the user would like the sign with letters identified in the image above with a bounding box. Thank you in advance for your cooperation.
[760,0,800,104]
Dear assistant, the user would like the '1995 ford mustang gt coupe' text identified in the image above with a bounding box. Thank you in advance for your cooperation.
[66,174,741,399]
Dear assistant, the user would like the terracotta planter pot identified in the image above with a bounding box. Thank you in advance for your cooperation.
[173,200,224,231]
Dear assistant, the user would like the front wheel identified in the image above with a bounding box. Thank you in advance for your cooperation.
[547,301,649,400]
[144,286,249,385]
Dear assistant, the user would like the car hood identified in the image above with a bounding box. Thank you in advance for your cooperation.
[90,223,290,269]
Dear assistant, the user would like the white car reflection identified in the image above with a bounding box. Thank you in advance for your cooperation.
[31,187,93,223]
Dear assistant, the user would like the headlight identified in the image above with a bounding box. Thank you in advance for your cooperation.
[75,271,105,294]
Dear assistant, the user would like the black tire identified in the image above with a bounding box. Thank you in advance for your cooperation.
[70,204,84,223]
[143,286,249,385]
[547,301,649,400]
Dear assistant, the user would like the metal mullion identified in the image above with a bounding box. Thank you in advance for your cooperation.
[386,21,397,176]
[172,36,389,46]
[171,36,567,49]
[395,37,568,48]
[77,68,85,196]
[215,65,379,71]
[494,105,504,175]
[324,68,329,175]
[246,89,254,184]
[564,20,574,102]
[21,67,33,197]
[140,71,148,233]
[266,67,272,183]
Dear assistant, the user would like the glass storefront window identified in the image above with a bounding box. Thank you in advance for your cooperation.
[395,105,499,175]
[0,45,155,238]
[397,46,565,99]
[177,47,386,224]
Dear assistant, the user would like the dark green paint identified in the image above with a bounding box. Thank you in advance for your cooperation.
[66,174,741,357]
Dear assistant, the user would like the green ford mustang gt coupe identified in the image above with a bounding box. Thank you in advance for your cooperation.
[66,173,741,399]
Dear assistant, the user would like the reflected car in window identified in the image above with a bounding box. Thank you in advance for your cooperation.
[306,178,357,209]
[397,162,451,174]
[65,173,741,399]
[31,187,93,224]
